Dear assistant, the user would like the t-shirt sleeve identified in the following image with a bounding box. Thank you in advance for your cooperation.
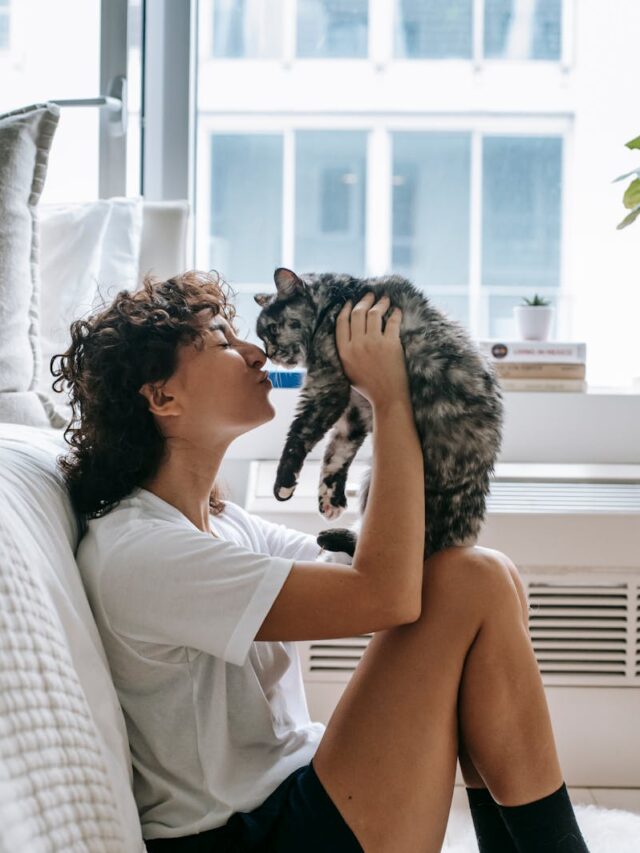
[240,509,324,562]
[99,522,294,667]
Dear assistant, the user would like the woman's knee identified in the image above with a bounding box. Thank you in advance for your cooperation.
[421,545,523,619]
[495,551,530,627]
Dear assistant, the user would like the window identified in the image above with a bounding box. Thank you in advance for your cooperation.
[392,132,471,289]
[482,136,562,289]
[0,0,141,200]
[395,0,473,59]
[295,131,367,273]
[0,0,101,200]
[212,0,283,58]
[484,0,562,60]
[297,0,369,58]
[482,135,563,336]
[210,134,283,281]
[187,0,638,388]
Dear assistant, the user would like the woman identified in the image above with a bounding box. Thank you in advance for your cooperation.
[54,270,589,852]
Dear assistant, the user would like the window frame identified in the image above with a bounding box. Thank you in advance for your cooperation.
[203,0,573,68]
[195,113,573,343]
[99,0,128,198]
[142,0,637,401]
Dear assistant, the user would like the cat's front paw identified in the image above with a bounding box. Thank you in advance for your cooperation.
[274,477,298,501]
[273,462,299,500]
[318,479,347,519]
[317,528,358,558]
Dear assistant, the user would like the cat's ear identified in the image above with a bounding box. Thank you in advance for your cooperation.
[274,267,304,300]
[253,293,272,308]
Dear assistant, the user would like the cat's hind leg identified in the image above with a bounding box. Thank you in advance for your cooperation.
[318,388,372,519]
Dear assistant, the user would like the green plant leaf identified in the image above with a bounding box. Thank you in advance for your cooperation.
[623,178,640,209]
[613,167,640,183]
[616,204,640,229]
[625,134,640,150]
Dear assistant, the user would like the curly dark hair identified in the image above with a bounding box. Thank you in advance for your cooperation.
[52,269,240,520]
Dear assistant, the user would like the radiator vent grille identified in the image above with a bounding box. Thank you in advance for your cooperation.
[486,482,640,513]
[302,575,640,687]
[528,582,629,679]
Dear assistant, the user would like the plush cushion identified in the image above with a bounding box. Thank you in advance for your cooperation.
[0,103,59,427]
[36,197,144,427]
[0,422,146,852]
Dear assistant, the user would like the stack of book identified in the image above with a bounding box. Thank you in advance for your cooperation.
[476,340,587,392]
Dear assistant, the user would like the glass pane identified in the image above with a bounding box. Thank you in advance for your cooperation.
[431,293,469,327]
[212,0,283,58]
[392,133,470,288]
[210,134,283,282]
[484,0,561,60]
[297,0,368,58]
[482,136,562,288]
[395,0,472,59]
[295,131,366,276]
[0,0,101,202]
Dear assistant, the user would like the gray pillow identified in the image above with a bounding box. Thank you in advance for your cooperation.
[0,102,60,427]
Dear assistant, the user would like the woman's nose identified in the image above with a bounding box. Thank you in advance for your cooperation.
[246,343,267,367]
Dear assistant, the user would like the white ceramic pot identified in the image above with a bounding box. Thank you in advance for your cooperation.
[514,305,554,341]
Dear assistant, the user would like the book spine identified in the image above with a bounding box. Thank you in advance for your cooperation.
[499,379,588,392]
[478,341,586,363]
[494,363,586,380]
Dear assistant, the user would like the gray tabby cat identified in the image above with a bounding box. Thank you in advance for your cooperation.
[254,267,504,560]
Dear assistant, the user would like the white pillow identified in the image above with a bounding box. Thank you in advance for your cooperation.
[36,197,144,427]
[0,102,60,428]
[92,196,145,309]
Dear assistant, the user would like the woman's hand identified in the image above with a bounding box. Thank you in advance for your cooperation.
[335,292,410,408]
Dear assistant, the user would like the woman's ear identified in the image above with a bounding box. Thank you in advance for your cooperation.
[138,381,180,418]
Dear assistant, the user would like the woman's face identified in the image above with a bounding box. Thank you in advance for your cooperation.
[149,310,276,444]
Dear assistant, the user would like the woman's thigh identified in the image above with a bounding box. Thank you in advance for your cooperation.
[311,545,521,853]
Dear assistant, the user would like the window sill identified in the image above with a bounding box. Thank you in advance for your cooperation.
[226,383,640,464]
[503,385,640,397]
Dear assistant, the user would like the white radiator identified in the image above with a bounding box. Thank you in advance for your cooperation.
[246,460,640,787]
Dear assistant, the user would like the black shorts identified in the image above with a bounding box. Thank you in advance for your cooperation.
[144,758,364,852]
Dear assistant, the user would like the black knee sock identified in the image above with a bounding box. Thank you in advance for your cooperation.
[466,786,518,852]
[496,782,590,852]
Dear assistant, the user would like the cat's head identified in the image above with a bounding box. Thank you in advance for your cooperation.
[253,268,317,367]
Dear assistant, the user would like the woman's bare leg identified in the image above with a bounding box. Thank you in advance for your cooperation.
[456,550,563,806]
[457,550,538,792]
[311,546,564,853]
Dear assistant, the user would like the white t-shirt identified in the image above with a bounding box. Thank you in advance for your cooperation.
[75,486,327,841]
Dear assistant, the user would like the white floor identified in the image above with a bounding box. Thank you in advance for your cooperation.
[443,786,640,851]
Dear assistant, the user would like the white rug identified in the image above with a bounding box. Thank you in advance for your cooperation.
[444,803,640,852]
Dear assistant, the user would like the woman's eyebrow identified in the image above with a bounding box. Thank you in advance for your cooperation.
[208,319,241,342]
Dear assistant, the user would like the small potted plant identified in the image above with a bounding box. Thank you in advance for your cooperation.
[513,294,554,341]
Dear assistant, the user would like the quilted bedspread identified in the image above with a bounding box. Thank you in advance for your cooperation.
[0,514,125,852]
[0,423,146,852]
